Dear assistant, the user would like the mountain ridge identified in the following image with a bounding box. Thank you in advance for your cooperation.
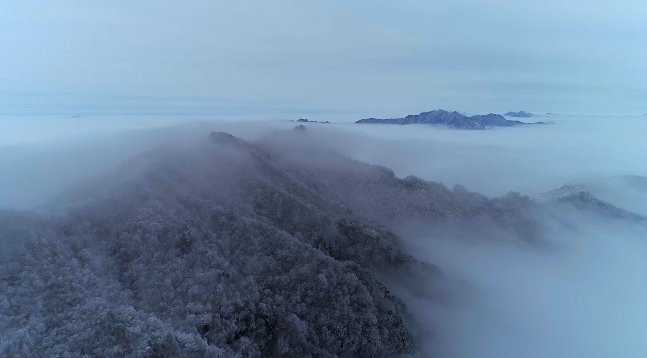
[356,109,546,129]
[1,129,637,357]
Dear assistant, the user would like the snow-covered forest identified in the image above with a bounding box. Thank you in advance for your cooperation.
[0,127,559,356]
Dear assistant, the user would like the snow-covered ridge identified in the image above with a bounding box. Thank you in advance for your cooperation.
[1,129,642,357]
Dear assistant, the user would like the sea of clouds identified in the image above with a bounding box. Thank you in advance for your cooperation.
[1,113,646,357]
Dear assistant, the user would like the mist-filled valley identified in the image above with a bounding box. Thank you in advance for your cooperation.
[0,113,646,357]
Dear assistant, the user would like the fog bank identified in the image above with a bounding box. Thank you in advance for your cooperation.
[397,213,647,358]
[1,113,646,357]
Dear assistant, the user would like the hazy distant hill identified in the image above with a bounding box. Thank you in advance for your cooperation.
[504,111,534,118]
[544,184,646,222]
[356,109,533,129]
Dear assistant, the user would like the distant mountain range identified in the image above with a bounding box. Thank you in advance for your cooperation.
[295,118,330,124]
[504,111,534,118]
[356,109,544,129]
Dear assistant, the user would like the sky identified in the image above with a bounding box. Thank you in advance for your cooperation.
[1,0,646,117]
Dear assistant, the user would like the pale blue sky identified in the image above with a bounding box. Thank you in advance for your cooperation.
[1,0,645,116]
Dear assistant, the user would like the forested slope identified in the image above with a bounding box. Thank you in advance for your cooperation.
[1,129,542,357]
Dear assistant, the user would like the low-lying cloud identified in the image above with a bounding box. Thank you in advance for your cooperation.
[396,210,647,358]
[1,114,646,357]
